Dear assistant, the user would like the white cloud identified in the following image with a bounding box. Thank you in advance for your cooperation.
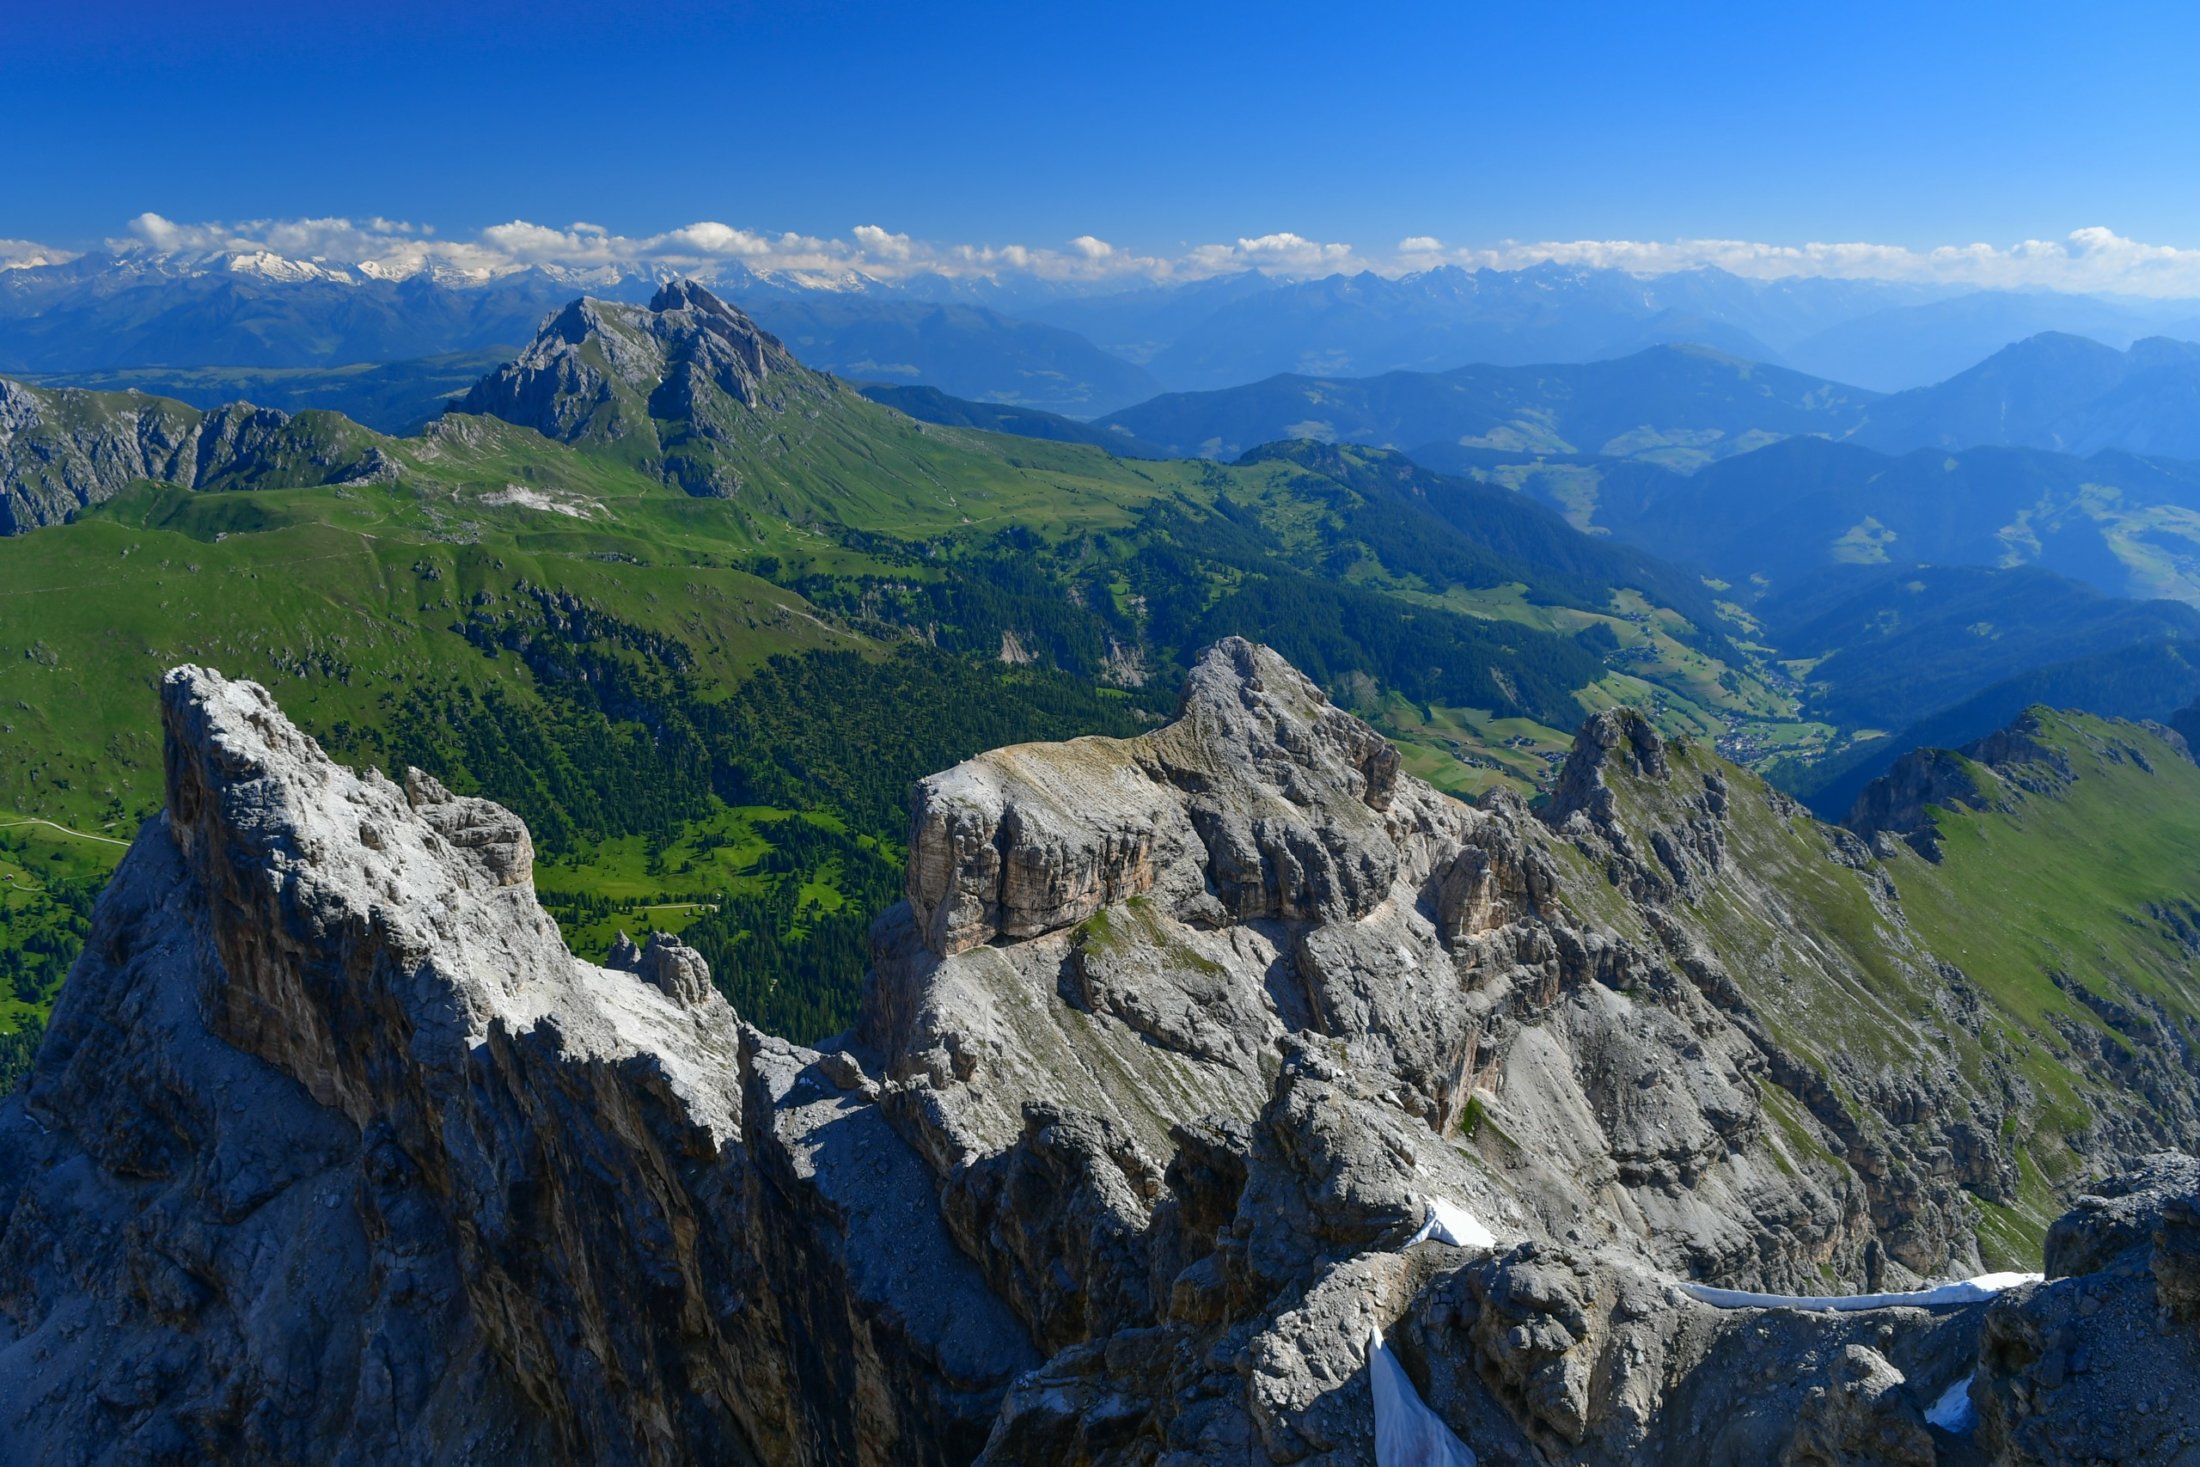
[0,238,79,270]
[58,215,2200,298]
[109,213,1365,286]
[1445,227,2200,297]
[127,212,222,252]
[658,222,774,257]
[851,224,914,260]
[1184,232,1365,276]
[478,220,614,261]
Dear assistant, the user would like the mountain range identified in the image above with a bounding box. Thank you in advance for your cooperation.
[6,276,2200,1461]
[1588,436,2200,604]
[17,281,2200,834]
[11,247,2200,423]
[919,261,2200,392]
[1852,331,2200,457]
[1096,343,1876,468]
[1079,329,2200,478]
[0,282,1828,1044]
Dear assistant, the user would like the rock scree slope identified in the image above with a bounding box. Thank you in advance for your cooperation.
[2,641,2197,1463]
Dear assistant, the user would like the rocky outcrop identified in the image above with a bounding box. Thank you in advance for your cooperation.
[0,376,395,532]
[1846,707,2086,859]
[1846,747,1992,860]
[1970,1155,2200,1464]
[1,668,811,1462]
[457,280,836,497]
[5,643,2199,1463]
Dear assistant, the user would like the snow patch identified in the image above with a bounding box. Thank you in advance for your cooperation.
[1924,1372,1978,1434]
[1404,1197,1496,1251]
[1679,1271,2040,1313]
[226,250,355,285]
[1369,1329,1476,1467]
[479,485,599,520]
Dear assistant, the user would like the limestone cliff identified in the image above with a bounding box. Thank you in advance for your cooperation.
[0,377,395,532]
[3,642,2196,1463]
[457,280,838,498]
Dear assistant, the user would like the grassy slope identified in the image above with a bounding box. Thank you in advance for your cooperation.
[0,389,1797,1049]
[1891,715,2200,1153]
[0,399,1235,821]
[1600,713,2200,1265]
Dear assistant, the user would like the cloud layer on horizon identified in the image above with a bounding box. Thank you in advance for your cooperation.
[14,215,2200,298]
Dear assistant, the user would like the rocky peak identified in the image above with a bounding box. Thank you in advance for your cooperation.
[150,666,738,1132]
[1847,705,2090,858]
[650,275,746,325]
[7,649,2200,1463]
[1545,706,1669,827]
[455,280,827,496]
[901,637,1431,960]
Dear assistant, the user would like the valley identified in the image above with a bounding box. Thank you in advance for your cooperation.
[0,285,1819,1062]
[17,12,2200,1462]
[24,275,2200,1071]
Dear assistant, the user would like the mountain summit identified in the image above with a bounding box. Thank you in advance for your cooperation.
[458,279,836,496]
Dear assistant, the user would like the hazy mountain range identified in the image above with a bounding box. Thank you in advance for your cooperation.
[1094,344,1875,467]
[11,246,2200,426]
[1851,331,2200,457]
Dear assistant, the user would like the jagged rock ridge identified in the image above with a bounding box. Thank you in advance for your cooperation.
[0,376,395,532]
[3,642,2197,1463]
[457,279,840,497]
[1845,707,2083,859]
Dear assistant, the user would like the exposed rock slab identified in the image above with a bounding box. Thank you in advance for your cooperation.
[6,643,2200,1463]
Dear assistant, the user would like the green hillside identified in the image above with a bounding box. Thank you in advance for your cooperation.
[0,289,1808,1057]
[1596,709,2200,1263]
[1872,712,2200,1251]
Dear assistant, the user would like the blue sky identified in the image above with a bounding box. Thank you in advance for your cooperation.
[8,0,2200,290]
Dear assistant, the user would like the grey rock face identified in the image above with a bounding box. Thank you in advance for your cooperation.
[1846,747,1995,860]
[0,377,394,532]
[4,643,2198,1464]
[455,279,832,498]
[0,667,814,1463]
[1970,1156,2200,1466]
[1783,1345,1937,1467]
[1393,1237,1995,1467]
[1847,707,2091,859]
